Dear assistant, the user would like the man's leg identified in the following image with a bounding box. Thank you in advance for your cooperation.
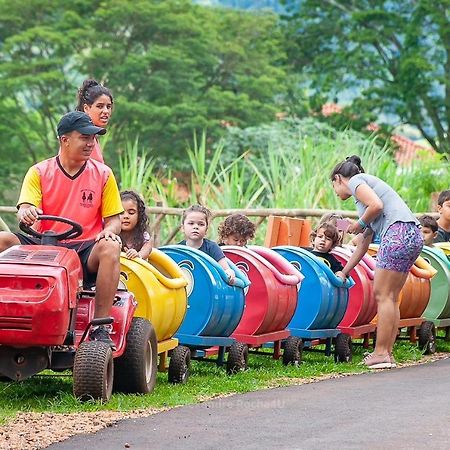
[86,238,121,318]
[0,232,20,253]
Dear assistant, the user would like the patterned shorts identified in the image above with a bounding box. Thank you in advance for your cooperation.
[377,222,424,273]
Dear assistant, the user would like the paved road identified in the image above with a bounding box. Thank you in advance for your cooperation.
[49,358,450,450]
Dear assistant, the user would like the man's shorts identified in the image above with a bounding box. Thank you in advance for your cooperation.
[14,233,97,286]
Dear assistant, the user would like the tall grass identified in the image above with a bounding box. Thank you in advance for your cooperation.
[118,122,447,242]
[118,138,156,198]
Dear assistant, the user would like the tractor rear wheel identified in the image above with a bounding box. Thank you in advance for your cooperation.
[113,317,157,394]
[73,341,113,402]
[168,345,191,384]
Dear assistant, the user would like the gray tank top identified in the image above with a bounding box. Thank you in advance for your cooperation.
[348,173,418,238]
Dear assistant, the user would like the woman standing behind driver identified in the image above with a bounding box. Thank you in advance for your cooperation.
[75,79,114,163]
[331,155,423,369]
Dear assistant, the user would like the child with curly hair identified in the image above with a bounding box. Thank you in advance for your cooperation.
[318,212,345,246]
[308,222,345,277]
[180,204,235,283]
[119,190,153,259]
[217,213,256,246]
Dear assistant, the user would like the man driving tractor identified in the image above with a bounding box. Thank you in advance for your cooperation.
[0,111,123,349]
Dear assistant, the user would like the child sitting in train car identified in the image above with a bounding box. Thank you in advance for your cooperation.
[217,213,256,247]
[308,223,345,280]
[320,212,381,246]
[435,190,450,243]
[119,190,153,259]
[419,214,438,247]
[318,212,345,245]
[179,204,235,283]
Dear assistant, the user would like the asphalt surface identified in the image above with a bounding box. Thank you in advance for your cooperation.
[49,358,450,450]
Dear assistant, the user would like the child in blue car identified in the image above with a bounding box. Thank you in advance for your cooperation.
[179,204,235,283]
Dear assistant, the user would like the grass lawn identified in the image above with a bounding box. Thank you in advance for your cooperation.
[0,336,448,425]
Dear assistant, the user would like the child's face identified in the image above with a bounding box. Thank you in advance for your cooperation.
[120,199,138,232]
[421,226,437,246]
[437,200,450,222]
[222,233,248,246]
[313,228,334,253]
[182,212,208,242]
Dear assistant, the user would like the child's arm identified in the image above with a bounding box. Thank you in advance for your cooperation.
[218,257,235,284]
[137,239,153,260]
[124,237,153,260]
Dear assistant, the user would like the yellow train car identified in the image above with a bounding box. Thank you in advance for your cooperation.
[120,249,188,372]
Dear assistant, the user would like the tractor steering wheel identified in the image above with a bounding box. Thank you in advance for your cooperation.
[19,215,83,242]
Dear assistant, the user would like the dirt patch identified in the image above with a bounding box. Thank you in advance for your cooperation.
[0,408,165,450]
[0,353,448,450]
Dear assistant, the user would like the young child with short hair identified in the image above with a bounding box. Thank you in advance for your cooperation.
[435,190,450,243]
[119,190,153,259]
[419,214,439,246]
[180,204,235,283]
[308,223,345,278]
[318,212,345,246]
[217,213,256,246]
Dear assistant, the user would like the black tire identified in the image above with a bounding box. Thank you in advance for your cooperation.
[73,341,113,402]
[168,345,191,384]
[226,342,248,375]
[113,317,157,394]
[334,333,353,363]
[418,321,436,355]
[282,336,303,366]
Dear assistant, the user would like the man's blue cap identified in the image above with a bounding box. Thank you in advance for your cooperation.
[57,111,106,137]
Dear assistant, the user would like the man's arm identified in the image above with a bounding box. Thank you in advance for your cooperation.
[16,167,43,225]
[95,214,122,243]
[17,204,43,226]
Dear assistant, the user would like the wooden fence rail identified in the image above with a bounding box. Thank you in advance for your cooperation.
[0,206,437,246]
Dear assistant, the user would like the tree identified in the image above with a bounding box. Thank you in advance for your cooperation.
[0,0,291,174]
[81,0,288,164]
[283,0,450,155]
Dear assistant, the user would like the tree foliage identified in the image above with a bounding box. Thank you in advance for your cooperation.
[283,0,450,154]
[0,0,290,182]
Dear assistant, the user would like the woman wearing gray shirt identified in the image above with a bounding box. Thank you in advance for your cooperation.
[331,155,423,369]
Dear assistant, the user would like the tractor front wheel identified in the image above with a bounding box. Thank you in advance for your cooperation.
[73,341,113,402]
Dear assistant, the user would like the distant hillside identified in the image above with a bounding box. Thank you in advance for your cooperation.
[194,0,286,13]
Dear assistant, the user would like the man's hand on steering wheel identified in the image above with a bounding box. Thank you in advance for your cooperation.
[18,205,43,226]
[95,229,122,246]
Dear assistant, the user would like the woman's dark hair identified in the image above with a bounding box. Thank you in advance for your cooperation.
[310,222,341,249]
[120,190,149,251]
[182,204,211,225]
[330,155,365,181]
[76,79,113,111]
[218,214,256,244]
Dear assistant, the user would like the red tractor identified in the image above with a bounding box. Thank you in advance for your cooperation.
[0,216,157,402]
